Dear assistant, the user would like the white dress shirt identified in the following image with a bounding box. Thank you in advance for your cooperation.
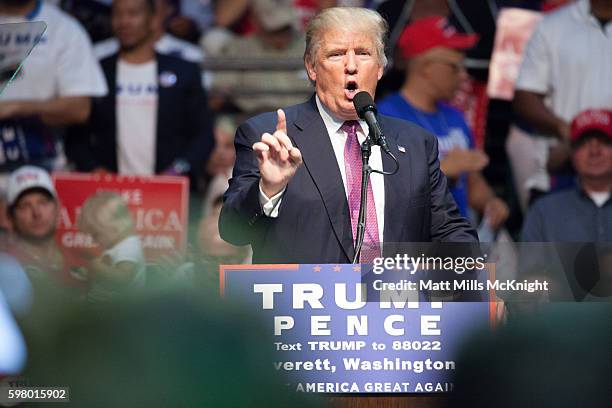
[259,95,385,243]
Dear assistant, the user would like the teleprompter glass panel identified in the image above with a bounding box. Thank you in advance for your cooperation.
[0,21,47,96]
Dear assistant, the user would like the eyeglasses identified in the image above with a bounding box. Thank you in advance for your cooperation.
[425,58,466,73]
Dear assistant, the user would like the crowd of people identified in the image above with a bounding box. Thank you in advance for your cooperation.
[0,0,611,402]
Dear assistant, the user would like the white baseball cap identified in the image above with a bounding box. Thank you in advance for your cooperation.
[6,166,57,207]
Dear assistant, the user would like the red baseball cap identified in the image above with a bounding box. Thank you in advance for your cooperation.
[570,109,612,143]
[397,15,479,59]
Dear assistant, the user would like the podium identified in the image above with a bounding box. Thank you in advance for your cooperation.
[221,263,495,405]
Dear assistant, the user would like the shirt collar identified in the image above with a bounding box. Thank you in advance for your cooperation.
[315,94,369,137]
[575,0,591,18]
[574,0,609,29]
[575,180,612,206]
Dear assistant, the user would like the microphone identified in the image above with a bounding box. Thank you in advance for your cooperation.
[353,91,391,154]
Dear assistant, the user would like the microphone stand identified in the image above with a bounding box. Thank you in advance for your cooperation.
[352,136,373,264]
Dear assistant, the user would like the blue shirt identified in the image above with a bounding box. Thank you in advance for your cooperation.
[378,92,474,216]
[520,186,612,301]
[522,186,612,242]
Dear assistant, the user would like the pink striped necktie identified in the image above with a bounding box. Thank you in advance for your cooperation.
[341,120,381,263]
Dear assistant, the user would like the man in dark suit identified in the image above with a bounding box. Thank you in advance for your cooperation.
[66,0,214,184]
[219,7,477,264]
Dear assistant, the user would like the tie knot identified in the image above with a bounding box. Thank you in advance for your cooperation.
[341,120,360,136]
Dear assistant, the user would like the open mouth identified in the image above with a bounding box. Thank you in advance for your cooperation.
[345,81,359,100]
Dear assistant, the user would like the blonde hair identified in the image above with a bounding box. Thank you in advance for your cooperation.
[78,191,134,243]
[304,7,388,69]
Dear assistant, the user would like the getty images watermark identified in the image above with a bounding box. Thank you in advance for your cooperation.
[368,254,549,297]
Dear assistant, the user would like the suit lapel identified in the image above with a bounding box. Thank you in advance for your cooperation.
[291,98,354,262]
[380,118,409,243]
[155,54,169,173]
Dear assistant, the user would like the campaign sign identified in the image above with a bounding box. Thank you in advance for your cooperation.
[221,264,494,394]
[451,78,488,149]
[53,173,189,264]
[487,8,542,100]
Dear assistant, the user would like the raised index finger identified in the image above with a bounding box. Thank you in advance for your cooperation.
[276,109,287,134]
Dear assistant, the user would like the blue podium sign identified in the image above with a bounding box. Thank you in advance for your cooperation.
[221,264,494,394]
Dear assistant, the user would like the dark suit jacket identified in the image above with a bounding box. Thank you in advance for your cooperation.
[65,53,214,183]
[219,96,477,264]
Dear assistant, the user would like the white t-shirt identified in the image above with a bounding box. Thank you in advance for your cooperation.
[516,0,612,124]
[0,1,108,101]
[116,59,158,175]
[103,235,146,288]
[589,191,611,207]
[0,1,107,175]
[88,235,146,302]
